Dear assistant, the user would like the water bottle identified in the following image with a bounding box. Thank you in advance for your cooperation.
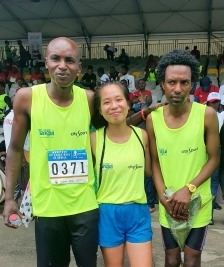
[9,214,22,227]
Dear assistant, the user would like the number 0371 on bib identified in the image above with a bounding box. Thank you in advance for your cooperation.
[48,149,88,185]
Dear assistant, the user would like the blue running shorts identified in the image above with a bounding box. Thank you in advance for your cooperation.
[98,203,153,248]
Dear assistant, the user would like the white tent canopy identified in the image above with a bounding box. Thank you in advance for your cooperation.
[0,0,224,41]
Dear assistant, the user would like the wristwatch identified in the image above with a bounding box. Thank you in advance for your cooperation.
[186,183,197,193]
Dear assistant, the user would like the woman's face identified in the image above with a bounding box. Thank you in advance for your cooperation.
[99,84,129,125]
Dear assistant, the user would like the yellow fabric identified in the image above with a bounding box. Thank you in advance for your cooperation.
[151,102,212,228]
[147,71,156,82]
[0,94,7,111]
[95,126,147,204]
[30,84,98,217]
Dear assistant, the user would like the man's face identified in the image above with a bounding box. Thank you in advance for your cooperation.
[138,80,146,90]
[110,68,115,75]
[162,65,193,107]
[12,66,17,73]
[87,68,93,75]
[121,67,127,75]
[17,79,24,87]
[45,39,81,87]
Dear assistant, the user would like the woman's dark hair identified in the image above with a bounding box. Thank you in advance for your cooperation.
[91,81,130,129]
[156,49,199,84]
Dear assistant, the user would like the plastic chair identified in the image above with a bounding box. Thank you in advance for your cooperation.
[151,95,158,104]
[24,74,31,81]
[131,72,140,78]
[207,69,218,77]
[146,81,156,90]
[45,73,50,79]
[78,73,84,81]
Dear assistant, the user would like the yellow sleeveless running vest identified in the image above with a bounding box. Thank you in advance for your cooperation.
[151,102,212,228]
[0,94,7,118]
[95,126,147,204]
[30,84,98,217]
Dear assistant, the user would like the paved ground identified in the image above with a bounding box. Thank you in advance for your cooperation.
[0,199,223,267]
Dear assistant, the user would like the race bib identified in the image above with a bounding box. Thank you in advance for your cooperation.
[48,149,88,185]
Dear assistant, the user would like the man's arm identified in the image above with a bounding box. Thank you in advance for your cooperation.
[146,114,188,221]
[3,87,31,228]
[167,106,220,217]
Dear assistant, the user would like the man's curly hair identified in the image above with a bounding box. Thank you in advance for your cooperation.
[156,49,199,84]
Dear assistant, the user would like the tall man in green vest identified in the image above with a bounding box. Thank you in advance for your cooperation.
[3,37,153,267]
[146,50,220,267]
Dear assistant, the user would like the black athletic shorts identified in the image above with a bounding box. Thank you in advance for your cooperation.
[161,225,208,251]
[35,209,99,267]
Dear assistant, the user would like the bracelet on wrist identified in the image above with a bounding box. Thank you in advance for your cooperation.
[141,108,146,121]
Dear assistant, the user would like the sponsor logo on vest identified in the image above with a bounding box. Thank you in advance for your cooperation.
[182,147,198,155]
[102,163,113,170]
[71,130,88,137]
[159,148,167,156]
[128,164,143,170]
[38,129,54,137]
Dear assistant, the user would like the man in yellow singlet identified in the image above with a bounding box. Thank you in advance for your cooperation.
[3,37,154,267]
[146,50,220,267]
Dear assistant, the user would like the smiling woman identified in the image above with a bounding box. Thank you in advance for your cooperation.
[90,81,153,267]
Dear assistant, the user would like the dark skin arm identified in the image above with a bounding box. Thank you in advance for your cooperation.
[166,106,220,217]
[3,87,31,228]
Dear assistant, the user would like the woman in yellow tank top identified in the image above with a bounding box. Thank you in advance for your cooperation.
[90,82,153,267]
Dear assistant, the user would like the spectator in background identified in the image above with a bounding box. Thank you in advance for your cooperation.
[0,68,6,82]
[8,78,25,99]
[132,79,152,113]
[108,66,119,81]
[30,65,45,85]
[97,67,109,84]
[191,45,200,60]
[185,46,190,52]
[145,54,157,69]
[17,40,27,74]
[35,53,45,68]
[145,63,157,84]
[194,76,219,103]
[5,41,12,63]
[74,76,85,89]
[117,48,130,65]
[7,65,22,86]
[37,77,46,85]
[3,59,12,78]
[206,92,223,225]
[103,45,117,61]
[0,82,13,120]
[81,65,96,90]
[119,65,135,93]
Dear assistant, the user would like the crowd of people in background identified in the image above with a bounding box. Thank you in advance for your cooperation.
[0,39,224,267]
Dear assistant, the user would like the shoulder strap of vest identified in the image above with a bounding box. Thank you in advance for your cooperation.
[129,126,145,158]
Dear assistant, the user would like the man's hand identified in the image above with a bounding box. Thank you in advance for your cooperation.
[3,199,24,229]
[160,195,189,222]
[166,186,191,218]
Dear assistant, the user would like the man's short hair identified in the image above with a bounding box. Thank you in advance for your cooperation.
[121,65,129,71]
[97,67,104,74]
[87,65,93,70]
[156,49,199,84]
[138,79,145,84]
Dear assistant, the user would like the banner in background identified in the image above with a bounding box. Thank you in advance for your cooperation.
[28,32,42,60]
